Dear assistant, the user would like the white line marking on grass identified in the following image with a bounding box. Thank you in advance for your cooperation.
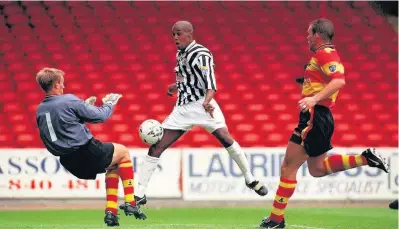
[291,224,329,229]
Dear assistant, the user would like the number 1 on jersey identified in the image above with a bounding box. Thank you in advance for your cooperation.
[45,112,58,142]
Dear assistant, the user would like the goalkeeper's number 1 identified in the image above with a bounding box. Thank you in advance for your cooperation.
[45,112,58,142]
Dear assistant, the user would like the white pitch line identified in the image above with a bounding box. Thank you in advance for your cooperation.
[290,224,329,229]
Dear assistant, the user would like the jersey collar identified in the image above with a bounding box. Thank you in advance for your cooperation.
[181,40,196,53]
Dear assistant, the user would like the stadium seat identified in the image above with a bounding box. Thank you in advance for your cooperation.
[0,1,396,148]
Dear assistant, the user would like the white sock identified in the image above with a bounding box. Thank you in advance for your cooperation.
[226,141,255,183]
[135,155,160,197]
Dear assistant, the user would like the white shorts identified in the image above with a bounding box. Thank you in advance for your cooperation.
[162,98,227,133]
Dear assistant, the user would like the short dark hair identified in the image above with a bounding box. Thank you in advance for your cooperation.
[310,18,334,42]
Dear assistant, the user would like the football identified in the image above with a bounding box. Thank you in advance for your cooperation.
[139,119,164,145]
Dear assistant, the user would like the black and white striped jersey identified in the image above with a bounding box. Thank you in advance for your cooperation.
[174,40,217,106]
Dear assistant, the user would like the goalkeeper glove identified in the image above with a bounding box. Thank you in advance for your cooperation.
[102,93,123,105]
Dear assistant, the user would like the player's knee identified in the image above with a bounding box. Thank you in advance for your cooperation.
[308,167,326,177]
[115,144,130,161]
[121,145,130,161]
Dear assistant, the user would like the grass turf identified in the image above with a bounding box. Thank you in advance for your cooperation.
[0,207,397,229]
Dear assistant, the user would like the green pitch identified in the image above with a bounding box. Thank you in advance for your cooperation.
[0,207,397,229]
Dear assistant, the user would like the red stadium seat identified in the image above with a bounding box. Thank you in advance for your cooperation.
[0,133,16,147]
[0,1,397,148]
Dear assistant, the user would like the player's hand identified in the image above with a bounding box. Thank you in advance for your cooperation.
[102,93,123,105]
[167,84,177,97]
[203,102,215,118]
[298,96,317,113]
[85,96,96,105]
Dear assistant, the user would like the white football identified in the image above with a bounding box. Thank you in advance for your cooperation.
[139,119,164,145]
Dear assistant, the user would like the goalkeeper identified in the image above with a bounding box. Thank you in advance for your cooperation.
[35,67,146,226]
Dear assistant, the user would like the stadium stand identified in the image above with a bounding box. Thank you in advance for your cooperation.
[0,1,397,148]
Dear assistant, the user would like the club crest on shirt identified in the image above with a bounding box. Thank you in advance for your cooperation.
[329,65,337,72]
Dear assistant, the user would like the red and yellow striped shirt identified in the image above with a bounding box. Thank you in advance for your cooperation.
[302,47,345,108]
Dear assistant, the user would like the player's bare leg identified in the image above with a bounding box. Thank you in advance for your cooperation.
[108,143,132,168]
[104,168,120,227]
[261,143,390,228]
[307,148,389,177]
[260,141,308,228]
[212,127,268,196]
[134,129,185,205]
[306,152,328,177]
[107,144,147,220]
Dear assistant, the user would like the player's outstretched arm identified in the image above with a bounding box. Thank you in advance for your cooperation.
[72,93,122,124]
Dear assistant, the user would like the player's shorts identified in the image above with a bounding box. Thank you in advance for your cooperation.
[59,138,114,180]
[162,97,227,133]
[289,105,334,157]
